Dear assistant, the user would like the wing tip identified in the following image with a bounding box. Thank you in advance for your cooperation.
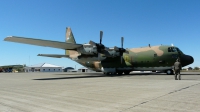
[4,36,10,41]
[4,36,15,41]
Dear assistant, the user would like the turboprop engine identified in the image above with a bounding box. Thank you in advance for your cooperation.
[76,44,98,55]
[87,31,129,62]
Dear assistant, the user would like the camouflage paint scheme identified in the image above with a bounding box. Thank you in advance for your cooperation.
[4,27,194,75]
[65,28,193,74]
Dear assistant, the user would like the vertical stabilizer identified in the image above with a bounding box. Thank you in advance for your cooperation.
[66,27,76,55]
[66,27,76,44]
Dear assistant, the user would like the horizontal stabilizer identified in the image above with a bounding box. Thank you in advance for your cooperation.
[4,36,82,50]
[37,54,69,58]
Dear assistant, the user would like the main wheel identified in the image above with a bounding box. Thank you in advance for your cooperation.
[104,72,110,75]
[117,72,123,75]
[166,69,174,75]
[124,71,130,75]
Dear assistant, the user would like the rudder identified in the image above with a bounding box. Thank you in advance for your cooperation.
[65,27,76,55]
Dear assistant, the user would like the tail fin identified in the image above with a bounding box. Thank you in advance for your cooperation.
[65,27,76,55]
[66,27,76,44]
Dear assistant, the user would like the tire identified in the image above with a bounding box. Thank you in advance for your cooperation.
[166,69,174,75]
[106,72,110,75]
[117,72,123,75]
[124,71,130,75]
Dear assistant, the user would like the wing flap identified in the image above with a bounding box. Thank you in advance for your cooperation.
[4,36,82,50]
[37,54,69,58]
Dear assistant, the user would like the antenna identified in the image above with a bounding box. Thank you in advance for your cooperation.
[29,55,30,66]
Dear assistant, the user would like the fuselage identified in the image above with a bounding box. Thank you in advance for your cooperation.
[4,27,193,74]
[72,45,193,73]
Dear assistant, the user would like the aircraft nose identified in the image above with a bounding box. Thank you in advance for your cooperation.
[180,55,194,66]
[190,56,194,64]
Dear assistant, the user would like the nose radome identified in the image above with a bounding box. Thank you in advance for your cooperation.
[185,55,194,64]
[180,55,194,66]
[190,55,194,64]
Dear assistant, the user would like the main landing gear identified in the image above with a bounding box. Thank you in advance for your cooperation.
[103,71,130,76]
[166,69,174,75]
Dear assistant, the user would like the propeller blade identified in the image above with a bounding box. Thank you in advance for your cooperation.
[121,37,124,48]
[121,56,123,64]
[100,31,103,44]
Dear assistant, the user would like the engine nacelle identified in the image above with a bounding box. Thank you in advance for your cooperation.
[103,48,120,57]
[77,45,123,57]
[77,44,98,55]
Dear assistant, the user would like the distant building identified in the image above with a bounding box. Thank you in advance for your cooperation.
[78,67,95,73]
[64,67,75,72]
[25,63,63,72]
[0,65,24,73]
[183,66,193,71]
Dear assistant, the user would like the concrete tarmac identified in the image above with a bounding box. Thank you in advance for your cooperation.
[0,72,200,112]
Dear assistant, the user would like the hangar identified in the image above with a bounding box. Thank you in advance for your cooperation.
[25,63,63,72]
[0,65,24,73]
[63,67,75,72]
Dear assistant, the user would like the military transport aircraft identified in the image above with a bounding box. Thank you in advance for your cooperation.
[4,27,194,75]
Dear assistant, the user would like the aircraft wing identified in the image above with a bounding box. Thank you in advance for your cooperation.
[4,36,82,50]
[37,54,69,58]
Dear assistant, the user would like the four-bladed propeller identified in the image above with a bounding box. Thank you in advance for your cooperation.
[89,31,105,52]
[89,31,106,60]
[90,31,128,63]
[114,37,128,63]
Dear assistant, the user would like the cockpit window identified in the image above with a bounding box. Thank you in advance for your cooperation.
[168,47,177,52]
[168,47,172,52]
[172,47,177,52]
[176,48,183,54]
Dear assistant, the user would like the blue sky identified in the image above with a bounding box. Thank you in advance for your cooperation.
[0,0,200,68]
